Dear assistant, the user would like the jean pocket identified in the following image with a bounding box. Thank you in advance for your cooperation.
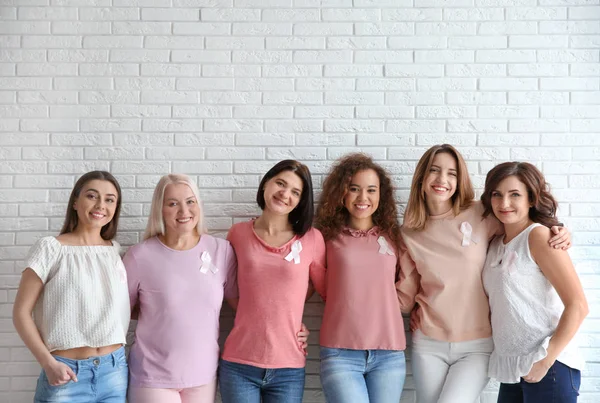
[319,347,342,360]
[570,367,581,394]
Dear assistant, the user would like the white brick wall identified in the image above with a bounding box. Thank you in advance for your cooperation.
[0,1,599,402]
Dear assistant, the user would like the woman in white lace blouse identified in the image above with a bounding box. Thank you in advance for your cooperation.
[13,171,130,403]
[481,162,588,403]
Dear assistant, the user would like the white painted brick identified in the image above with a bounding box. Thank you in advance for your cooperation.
[0,50,45,63]
[144,7,199,21]
[263,92,322,105]
[267,147,326,160]
[112,161,170,174]
[543,106,600,118]
[416,50,475,63]
[264,64,322,78]
[539,50,599,63]
[322,8,380,21]
[509,119,570,132]
[113,21,171,35]
[325,119,384,133]
[234,23,292,36]
[114,133,174,146]
[0,161,45,174]
[294,23,352,36]
[142,90,195,104]
[265,119,322,133]
[85,147,145,160]
[234,50,291,64]
[383,8,441,21]
[478,21,537,35]
[146,147,206,160]
[0,22,50,34]
[573,148,600,161]
[113,0,170,5]
[387,119,445,133]
[172,50,231,63]
[477,50,536,63]
[17,63,76,77]
[447,119,508,132]
[174,133,233,146]
[569,6,600,20]
[0,35,19,48]
[356,106,414,118]
[325,92,382,105]
[110,50,169,63]
[325,65,382,77]
[479,78,538,90]
[18,7,77,20]
[386,92,445,105]
[145,36,204,49]
[112,105,171,118]
[20,119,78,132]
[21,35,81,49]
[83,36,143,49]
[572,92,600,105]
[234,106,292,119]
[541,78,600,90]
[480,105,539,118]
[0,119,19,131]
[444,7,504,20]
[81,91,140,104]
[448,36,506,49]
[236,133,294,146]
[52,22,111,35]
[418,105,477,118]
[570,35,600,48]
[207,37,264,50]
[116,77,174,90]
[177,78,233,91]
[571,119,600,132]
[173,105,231,118]
[0,105,47,118]
[50,105,109,118]
[79,7,140,21]
[297,133,356,146]
[389,36,447,49]
[80,118,141,132]
[478,133,539,146]
[172,161,232,174]
[571,64,600,77]
[0,91,15,103]
[416,22,476,35]
[204,119,262,132]
[201,8,259,21]
[48,49,108,63]
[508,64,569,77]
[201,91,260,105]
[202,65,260,77]
[418,78,476,91]
[355,22,413,35]
[542,134,600,146]
[356,78,414,91]
[51,134,112,146]
[446,64,505,77]
[263,9,320,22]
[81,63,140,76]
[55,78,112,91]
[540,21,600,34]
[207,147,264,160]
[508,91,569,105]
[18,91,77,104]
[295,106,353,118]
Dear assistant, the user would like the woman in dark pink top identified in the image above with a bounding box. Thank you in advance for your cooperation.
[314,153,407,403]
[219,160,326,403]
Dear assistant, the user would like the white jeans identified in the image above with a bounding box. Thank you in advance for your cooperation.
[411,330,494,403]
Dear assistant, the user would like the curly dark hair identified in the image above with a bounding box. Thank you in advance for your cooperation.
[481,161,560,228]
[316,153,401,248]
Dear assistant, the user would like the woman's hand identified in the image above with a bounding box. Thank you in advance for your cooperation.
[549,226,571,250]
[297,323,310,356]
[43,358,77,386]
[523,358,553,383]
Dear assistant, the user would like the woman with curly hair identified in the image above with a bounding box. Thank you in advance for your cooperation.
[481,162,587,403]
[314,153,407,403]
[397,145,572,403]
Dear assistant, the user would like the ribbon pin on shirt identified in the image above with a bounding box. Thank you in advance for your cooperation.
[460,222,478,247]
[377,236,395,256]
[200,251,219,274]
[284,240,302,264]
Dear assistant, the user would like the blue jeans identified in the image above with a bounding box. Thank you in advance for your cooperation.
[497,360,581,403]
[319,347,406,403]
[34,346,128,403]
[218,359,305,403]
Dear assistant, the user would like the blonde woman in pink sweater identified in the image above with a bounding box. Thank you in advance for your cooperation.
[397,144,571,403]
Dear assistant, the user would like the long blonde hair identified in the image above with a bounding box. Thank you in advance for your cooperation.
[143,174,206,240]
[403,144,474,231]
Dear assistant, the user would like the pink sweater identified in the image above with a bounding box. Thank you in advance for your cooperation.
[319,227,406,351]
[397,201,502,342]
[124,235,238,388]
[222,220,326,368]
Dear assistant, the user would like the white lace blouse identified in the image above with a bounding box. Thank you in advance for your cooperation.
[25,236,130,352]
[482,223,584,383]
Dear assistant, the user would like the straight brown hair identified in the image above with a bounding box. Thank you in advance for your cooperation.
[403,144,474,231]
[60,171,122,240]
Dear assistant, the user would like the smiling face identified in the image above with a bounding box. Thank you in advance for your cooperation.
[73,179,118,231]
[491,175,532,227]
[262,170,303,216]
[423,152,458,212]
[161,183,201,236]
[343,169,380,229]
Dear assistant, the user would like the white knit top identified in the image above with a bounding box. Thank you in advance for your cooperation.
[482,223,584,383]
[25,236,130,352]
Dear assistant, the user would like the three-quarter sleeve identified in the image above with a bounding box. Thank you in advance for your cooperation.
[309,228,327,301]
[24,236,61,284]
[395,236,420,314]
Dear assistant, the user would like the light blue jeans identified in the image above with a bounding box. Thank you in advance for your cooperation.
[319,347,406,403]
[219,359,306,403]
[34,346,128,403]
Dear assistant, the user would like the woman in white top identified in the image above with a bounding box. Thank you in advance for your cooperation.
[13,171,130,403]
[481,162,588,403]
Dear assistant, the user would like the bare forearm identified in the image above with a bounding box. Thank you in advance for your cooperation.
[13,313,54,368]
[546,301,588,362]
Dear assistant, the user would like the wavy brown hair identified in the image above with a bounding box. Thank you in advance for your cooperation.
[403,144,474,231]
[316,153,400,247]
[481,162,560,228]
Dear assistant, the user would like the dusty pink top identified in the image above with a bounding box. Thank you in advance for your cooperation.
[397,201,502,342]
[222,220,326,368]
[124,235,238,388]
[318,227,406,351]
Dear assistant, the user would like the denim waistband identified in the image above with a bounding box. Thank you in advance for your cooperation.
[52,346,125,369]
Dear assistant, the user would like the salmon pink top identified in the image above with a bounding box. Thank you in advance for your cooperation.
[222,220,326,368]
[397,201,502,342]
[318,227,406,351]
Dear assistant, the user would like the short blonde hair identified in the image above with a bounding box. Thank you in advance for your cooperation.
[143,174,206,240]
